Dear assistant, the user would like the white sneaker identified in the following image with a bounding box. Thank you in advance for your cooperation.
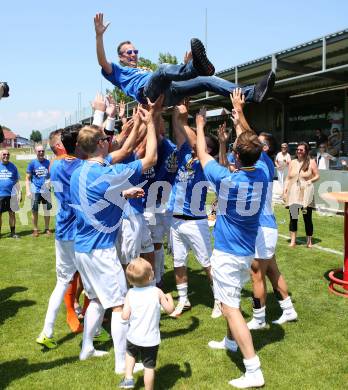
[211,300,222,319]
[115,362,144,375]
[229,370,265,388]
[208,337,238,352]
[79,348,108,361]
[247,318,266,330]
[169,299,191,318]
[272,310,298,325]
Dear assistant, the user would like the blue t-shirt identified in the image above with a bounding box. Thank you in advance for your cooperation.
[70,159,142,253]
[50,157,82,241]
[102,63,151,103]
[117,154,144,217]
[143,138,178,211]
[26,158,50,194]
[257,152,277,229]
[204,159,268,256]
[0,162,19,197]
[168,142,208,218]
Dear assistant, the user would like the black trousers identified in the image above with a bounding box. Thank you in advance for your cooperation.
[289,206,313,236]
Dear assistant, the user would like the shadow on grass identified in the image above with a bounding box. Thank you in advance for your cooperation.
[163,269,214,310]
[161,316,199,339]
[0,357,78,389]
[0,286,35,325]
[134,362,192,390]
[285,236,322,245]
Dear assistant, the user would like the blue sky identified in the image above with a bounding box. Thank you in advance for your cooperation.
[1,0,347,137]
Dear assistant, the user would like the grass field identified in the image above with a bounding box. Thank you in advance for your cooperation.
[0,151,347,389]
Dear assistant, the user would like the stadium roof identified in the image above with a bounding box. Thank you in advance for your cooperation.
[189,28,348,109]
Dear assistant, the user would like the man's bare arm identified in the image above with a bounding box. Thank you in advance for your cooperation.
[230,88,253,137]
[196,108,214,168]
[94,13,112,74]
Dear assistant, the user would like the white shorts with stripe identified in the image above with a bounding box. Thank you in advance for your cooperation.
[55,240,77,285]
[254,226,278,260]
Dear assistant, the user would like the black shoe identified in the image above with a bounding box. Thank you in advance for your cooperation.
[253,71,275,103]
[190,38,215,76]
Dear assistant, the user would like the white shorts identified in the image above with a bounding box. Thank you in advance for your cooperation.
[170,217,212,268]
[116,213,154,265]
[254,227,278,260]
[144,212,171,244]
[211,249,253,308]
[55,240,77,285]
[75,247,127,309]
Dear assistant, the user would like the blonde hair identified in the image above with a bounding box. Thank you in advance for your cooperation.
[77,125,103,154]
[126,257,154,287]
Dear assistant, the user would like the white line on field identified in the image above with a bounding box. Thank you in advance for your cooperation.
[278,234,343,256]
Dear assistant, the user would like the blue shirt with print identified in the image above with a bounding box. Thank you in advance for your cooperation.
[26,158,50,194]
[102,63,151,103]
[168,142,208,218]
[143,137,177,211]
[256,152,277,229]
[70,159,142,253]
[0,162,19,197]
[50,158,82,241]
[204,159,268,256]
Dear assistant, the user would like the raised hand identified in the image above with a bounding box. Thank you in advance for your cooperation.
[196,107,207,129]
[121,118,134,136]
[230,88,245,111]
[94,13,110,36]
[217,122,229,144]
[174,103,189,123]
[122,187,145,199]
[184,51,193,64]
[91,92,106,112]
[118,100,126,118]
[105,95,117,118]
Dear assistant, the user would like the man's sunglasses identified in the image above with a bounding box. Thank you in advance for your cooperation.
[2,153,10,156]
[99,136,112,143]
[122,49,138,55]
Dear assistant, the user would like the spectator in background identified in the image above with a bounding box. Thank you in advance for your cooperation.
[275,143,291,193]
[327,106,344,132]
[316,143,336,170]
[25,145,52,237]
[314,128,328,149]
[0,149,20,238]
[327,128,342,157]
[283,142,320,248]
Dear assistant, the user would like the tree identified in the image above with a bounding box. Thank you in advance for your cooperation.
[30,130,42,143]
[158,52,178,65]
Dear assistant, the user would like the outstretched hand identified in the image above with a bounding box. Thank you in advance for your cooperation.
[184,51,193,64]
[94,13,110,36]
[105,95,117,118]
[122,187,145,199]
[231,109,240,127]
[91,92,106,112]
[196,107,207,129]
[230,88,245,111]
[174,102,189,124]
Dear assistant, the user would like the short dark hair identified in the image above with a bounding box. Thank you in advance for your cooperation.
[234,131,262,166]
[61,124,82,155]
[48,129,62,154]
[117,41,132,55]
[205,134,219,158]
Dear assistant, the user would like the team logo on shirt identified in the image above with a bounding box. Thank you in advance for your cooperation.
[165,152,178,173]
[143,167,155,179]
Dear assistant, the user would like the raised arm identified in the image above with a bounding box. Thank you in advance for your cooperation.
[174,102,197,150]
[196,107,214,168]
[217,122,229,168]
[94,13,112,75]
[230,88,253,137]
[138,96,164,172]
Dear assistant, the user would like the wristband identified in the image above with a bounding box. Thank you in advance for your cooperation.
[92,110,105,126]
[105,117,116,132]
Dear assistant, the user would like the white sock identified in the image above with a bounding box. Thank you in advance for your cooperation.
[253,306,266,324]
[154,248,164,283]
[177,282,188,304]
[279,296,295,314]
[43,280,69,338]
[80,299,105,357]
[243,355,261,374]
[111,311,128,373]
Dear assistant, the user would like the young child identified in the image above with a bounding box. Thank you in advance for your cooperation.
[119,258,174,390]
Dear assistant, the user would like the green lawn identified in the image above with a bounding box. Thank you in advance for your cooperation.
[0,151,347,389]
